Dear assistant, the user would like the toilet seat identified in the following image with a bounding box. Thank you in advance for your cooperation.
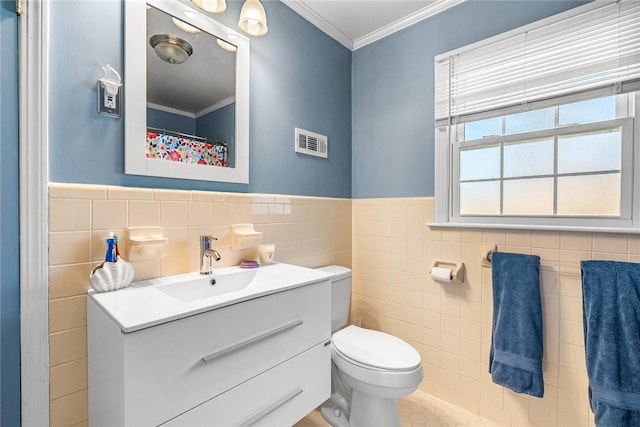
[332,325,421,371]
[330,326,423,392]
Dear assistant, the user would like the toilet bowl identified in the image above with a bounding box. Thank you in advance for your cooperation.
[316,266,423,427]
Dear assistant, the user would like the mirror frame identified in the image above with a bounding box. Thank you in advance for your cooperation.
[124,0,250,183]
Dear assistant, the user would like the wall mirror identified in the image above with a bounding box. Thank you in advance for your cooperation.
[125,0,250,183]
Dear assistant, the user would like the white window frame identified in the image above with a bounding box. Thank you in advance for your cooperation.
[432,1,640,233]
[455,105,634,223]
[435,93,640,232]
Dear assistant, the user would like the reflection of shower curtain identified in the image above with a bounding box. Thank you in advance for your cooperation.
[146,131,227,167]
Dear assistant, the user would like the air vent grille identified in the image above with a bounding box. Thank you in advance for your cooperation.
[295,128,328,158]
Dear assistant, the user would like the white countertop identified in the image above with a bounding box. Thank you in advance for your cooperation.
[88,263,333,333]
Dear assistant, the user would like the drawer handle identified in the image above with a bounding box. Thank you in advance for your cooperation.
[238,387,303,427]
[201,319,304,363]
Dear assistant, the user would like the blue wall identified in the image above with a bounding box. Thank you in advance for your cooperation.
[197,103,235,146]
[351,0,589,198]
[0,0,21,425]
[147,105,236,144]
[197,103,236,166]
[48,0,352,197]
[48,0,588,199]
[147,108,196,135]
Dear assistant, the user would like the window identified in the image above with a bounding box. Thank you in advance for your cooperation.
[434,1,640,231]
[456,94,632,219]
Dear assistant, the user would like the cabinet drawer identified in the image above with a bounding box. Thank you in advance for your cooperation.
[124,281,330,426]
[162,342,331,427]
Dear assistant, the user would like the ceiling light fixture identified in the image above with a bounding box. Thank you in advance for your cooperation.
[172,17,201,34]
[192,0,226,14]
[216,38,237,53]
[238,0,268,37]
[149,34,194,65]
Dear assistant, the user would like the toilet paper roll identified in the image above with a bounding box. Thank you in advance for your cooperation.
[431,266,453,283]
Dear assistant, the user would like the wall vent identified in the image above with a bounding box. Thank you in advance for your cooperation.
[295,127,328,158]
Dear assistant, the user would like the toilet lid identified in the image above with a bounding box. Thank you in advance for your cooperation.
[332,325,421,371]
[316,265,351,281]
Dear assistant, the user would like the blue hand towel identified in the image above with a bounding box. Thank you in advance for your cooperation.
[581,261,640,426]
[489,251,544,397]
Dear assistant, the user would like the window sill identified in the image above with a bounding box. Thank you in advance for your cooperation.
[426,222,640,235]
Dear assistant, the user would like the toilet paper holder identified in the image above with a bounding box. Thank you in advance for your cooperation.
[430,261,465,283]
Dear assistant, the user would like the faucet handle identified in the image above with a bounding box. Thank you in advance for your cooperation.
[200,235,218,249]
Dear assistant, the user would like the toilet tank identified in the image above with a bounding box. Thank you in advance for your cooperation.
[316,265,352,332]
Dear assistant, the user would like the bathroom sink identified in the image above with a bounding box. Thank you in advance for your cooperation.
[157,269,257,302]
[88,262,334,333]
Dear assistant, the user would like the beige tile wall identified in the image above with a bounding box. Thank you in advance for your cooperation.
[351,197,640,427]
[49,185,630,426]
[48,183,352,427]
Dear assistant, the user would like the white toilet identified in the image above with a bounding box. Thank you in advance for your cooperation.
[317,266,423,427]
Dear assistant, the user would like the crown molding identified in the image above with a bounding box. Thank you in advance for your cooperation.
[147,102,196,118]
[282,0,465,51]
[281,0,353,49]
[195,96,235,118]
[147,96,235,119]
[353,0,466,50]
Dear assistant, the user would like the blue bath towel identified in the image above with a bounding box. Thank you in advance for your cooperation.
[489,252,544,397]
[581,261,640,427]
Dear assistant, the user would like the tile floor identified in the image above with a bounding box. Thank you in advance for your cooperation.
[295,390,501,427]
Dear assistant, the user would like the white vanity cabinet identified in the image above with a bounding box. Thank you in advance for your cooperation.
[88,278,331,426]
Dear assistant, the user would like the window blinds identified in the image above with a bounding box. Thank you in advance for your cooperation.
[435,1,640,125]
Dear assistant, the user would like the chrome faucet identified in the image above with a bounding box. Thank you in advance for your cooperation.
[200,235,221,275]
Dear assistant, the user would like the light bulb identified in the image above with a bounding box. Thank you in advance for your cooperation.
[217,39,237,53]
[172,17,201,34]
[192,0,226,13]
[247,19,259,34]
[238,0,268,37]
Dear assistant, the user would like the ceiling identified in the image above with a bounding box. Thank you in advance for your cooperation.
[282,0,465,50]
[147,6,236,117]
[145,0,464,116]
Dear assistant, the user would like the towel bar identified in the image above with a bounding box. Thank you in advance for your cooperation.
[482,245,498,267]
